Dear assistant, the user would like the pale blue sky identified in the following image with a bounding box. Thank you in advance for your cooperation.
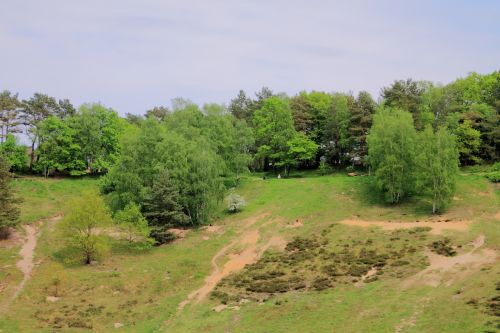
[1,0,499,115]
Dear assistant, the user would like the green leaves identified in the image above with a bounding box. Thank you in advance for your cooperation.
[367,107,417,203]
[61,192,113,264]
[0,154,20,238]
[114,203,153,246]
[0,134,27,172]
[416,126,459,213]
[368,108,459,213]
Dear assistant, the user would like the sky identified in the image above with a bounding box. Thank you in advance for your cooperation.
[1,0,499,115]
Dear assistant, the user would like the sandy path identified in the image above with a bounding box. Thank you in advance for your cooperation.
[11,224,39,300]
[1,215,61,313]
[402,234,497,288]
[176,212,285,311]
[339,219,470,235]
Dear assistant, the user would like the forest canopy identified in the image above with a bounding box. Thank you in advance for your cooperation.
[1,71,498,238]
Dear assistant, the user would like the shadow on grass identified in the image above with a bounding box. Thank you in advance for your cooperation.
[52,246,88,267]
[53,240,152,268]
[353,176,434,218]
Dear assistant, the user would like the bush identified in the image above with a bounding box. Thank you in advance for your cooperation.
[345,165,355,173]
[227,192,246,213]
[429,238,457,256]
[150,227,177,245]
[485,171,500,183]
[319,160,332,175]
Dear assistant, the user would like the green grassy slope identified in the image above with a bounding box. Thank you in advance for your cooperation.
[0,173,498,332]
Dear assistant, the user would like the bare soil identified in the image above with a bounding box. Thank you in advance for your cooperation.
[402,234,497,288]
[177,212,286,310]
[339,218,470,235]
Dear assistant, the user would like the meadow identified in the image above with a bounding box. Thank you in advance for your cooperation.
[0,171,498,332]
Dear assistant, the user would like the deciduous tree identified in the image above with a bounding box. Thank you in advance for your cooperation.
[367,108,417,203]
[61,192,112,264]
[416,126,459,214]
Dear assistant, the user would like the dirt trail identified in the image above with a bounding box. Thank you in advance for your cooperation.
[403,234,497,288]
[11,224,39,300]
[1,215,61,313]
[177,212,284,311]
[339,219,470,235]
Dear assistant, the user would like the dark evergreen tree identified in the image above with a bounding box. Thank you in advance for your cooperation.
[0,155,20,239]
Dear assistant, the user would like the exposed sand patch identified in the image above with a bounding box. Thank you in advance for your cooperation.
[286,219,304,228]
[355,267,378,287]
[0,230,22,249]
[202,225,222,234]
[168,228,189,239]
[1,215,62,313]
[177,212,281,311]
[12,224,39,300]
[495,211,500,220]
[402,235,496,288]
[339,218,470,235]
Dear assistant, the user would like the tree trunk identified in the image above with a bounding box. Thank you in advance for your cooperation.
[29,141,35,170]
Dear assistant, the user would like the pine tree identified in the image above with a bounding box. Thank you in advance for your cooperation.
[142,170,190,228]
[0,155,20,239]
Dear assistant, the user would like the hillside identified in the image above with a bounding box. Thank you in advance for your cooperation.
[0,172,498,332]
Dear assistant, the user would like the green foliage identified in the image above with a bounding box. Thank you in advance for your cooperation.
[416,126,459,213]
[282,133,319,173]
[253,96,296,169]
[0,155,20,239]
[485,171,500,182]
[324,93,353,164]
[367,108,417,203]
[36,116,85,177]
[103,104,248,227]
[318,159,332,175]
[71,103,123,173]
[382,79,427,129]
[142,170,190,228]
[0,90,22,142]
[0,134,27,172]
[114,203,153,247]
[455,120,482,165]
[61,192,113,264]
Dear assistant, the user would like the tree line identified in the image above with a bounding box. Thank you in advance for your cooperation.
[1,71,498,249]
[0,92,124,176]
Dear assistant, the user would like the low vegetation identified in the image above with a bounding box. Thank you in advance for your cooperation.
[0,70,498,332]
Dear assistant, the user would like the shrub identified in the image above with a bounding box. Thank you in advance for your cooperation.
[227,192,246,213]
[312,277,332,291]
[429,238,457,256]
[485,171,500,183]
[150,227,177,245]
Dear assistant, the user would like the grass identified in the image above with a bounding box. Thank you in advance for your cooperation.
[12,176,99,223]
[0,171,498,332]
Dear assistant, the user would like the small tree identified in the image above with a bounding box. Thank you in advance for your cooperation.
[114,203,153,246]
[227,192,246,213]
[61,192,112,264]
[0,154,20,239]
[416,126,459,214]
